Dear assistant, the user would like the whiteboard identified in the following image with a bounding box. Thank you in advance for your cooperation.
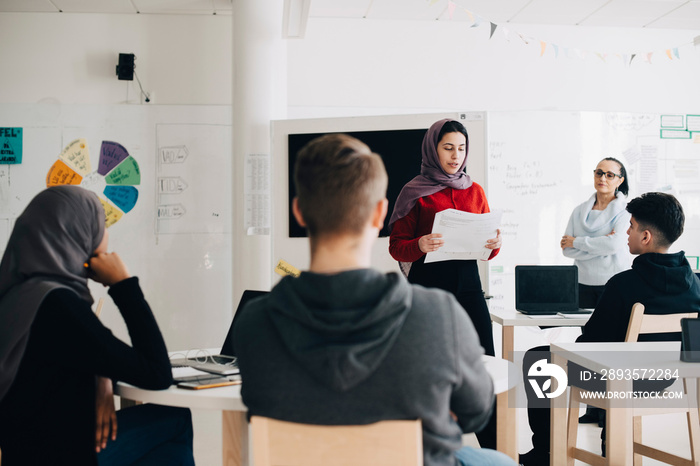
[487,110,700,314]
[270,112,489,289]
[0,104,233,351]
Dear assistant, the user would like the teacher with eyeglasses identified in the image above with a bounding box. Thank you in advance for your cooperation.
[560,157,632,428]
[560,157,632,308]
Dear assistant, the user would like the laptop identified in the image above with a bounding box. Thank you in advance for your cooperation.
[171,290,269,376]
[515,265,591,315]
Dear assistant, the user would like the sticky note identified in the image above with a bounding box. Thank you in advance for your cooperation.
[275,259,301,278]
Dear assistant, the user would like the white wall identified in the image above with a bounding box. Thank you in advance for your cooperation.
[287,18,700,118]
[0,13,232,105]
[1,13,698,114]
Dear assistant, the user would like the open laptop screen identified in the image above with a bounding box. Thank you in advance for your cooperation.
[515,265,579,313]
[220,290,269,357]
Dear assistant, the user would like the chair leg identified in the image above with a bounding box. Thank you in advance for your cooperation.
[684,379,700,466]
[633,416,642,466]
[567,388,581,466]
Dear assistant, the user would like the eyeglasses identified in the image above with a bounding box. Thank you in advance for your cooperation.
[593,169,622,180]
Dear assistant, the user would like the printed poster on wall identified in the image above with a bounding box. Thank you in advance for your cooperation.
[0,127,22,164]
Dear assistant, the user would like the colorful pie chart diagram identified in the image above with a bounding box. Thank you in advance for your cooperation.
[46,139,140,227]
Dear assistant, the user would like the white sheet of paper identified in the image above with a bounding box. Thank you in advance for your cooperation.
[424,209,502,264]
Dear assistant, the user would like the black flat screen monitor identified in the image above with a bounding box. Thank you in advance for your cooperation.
[287,129,427,238]
[515,265,579,313]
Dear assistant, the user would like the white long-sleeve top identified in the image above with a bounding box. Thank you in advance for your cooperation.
[563,192,632,286]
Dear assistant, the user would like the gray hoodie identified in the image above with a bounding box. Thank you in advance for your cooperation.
[234,268,494,466]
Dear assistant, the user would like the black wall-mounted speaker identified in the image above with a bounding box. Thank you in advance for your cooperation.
[116,53,135,81]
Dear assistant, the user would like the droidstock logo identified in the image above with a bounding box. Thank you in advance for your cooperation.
[528,359,568,399]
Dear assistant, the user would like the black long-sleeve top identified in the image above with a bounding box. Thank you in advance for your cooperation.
[0,277,172,466]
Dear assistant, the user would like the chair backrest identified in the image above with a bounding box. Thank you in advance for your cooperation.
[625,302,698,342]
[250,416,423,466]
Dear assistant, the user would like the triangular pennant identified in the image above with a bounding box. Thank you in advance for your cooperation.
[465,9,474,23]
[470,15,483,28]
[502,27,510,42]
[622,54,629,64]
[447,0,456,19]
[666,49,673,59]
[629,54,636,65]
[489,22,497,39]
[553,44,559,58]
[518,33,529,45]
[595,52,606,62]
[540,41,547,57]
[673,47,680,59]
[429,0,440,6]
[646,52,653,63]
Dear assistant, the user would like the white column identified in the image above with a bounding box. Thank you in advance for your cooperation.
[232,0,287,301]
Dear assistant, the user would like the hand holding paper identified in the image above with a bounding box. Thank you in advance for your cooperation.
[424,209,502,263]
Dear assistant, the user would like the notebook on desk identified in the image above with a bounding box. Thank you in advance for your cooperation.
[515,265,591,315]
[170,289,269,377]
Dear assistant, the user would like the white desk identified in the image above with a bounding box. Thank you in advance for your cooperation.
[549,341,700,466]
[116,382,248,466]
[489,309,591,459]
[490,309,591,361]
[115,355,515,466]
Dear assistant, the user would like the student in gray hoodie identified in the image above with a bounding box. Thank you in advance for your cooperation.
[233,134,515,466]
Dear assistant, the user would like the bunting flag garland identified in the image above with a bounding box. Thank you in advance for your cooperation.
[426,0,695,65]
[447,0,456,19]
[502,27,511,42]
[465,9,474,23]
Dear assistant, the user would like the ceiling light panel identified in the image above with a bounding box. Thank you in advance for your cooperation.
[365,0,446,20]
[0,0,58,12]
[580,0,688,27]
[133,0,216,14]
[53,0,135,13]
[512,0,612,25]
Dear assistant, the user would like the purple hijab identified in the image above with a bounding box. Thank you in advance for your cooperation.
[389,119,472,227]
[0,186,105,401]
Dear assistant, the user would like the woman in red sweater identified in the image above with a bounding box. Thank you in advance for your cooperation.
[389,119,501,357]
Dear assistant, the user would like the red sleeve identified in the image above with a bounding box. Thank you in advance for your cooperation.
[389,206,424,263]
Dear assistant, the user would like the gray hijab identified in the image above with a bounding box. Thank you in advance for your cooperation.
[388,118,472,227]
[0,186,105,401]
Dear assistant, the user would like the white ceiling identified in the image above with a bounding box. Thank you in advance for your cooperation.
[1,0,699,30]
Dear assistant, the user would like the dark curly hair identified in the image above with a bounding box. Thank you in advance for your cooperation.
[626,192,684,247]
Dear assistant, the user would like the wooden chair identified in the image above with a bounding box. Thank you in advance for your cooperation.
[566,302,700,465]
[250,416,423,466]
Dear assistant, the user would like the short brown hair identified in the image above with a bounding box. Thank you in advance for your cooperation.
[294,134,388,237]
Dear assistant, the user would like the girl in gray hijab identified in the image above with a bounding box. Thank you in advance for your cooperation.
[0,185,194,465]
